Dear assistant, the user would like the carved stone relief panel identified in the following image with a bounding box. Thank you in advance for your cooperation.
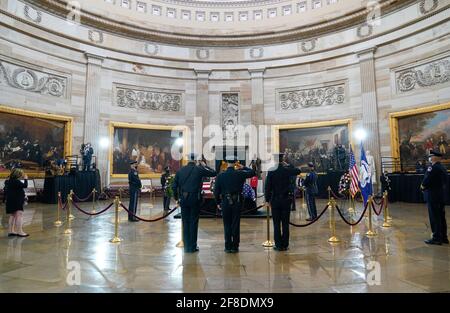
[221,93,239,140]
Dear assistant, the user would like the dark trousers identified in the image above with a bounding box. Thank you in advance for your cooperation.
[82,157,91,171]
[128,189,139,221]
[163,195,171,210]
[271,199,291,249]
[222,201,241,250]
[306,192,317,219]
[427,199,448,242]
[180,193,201,252]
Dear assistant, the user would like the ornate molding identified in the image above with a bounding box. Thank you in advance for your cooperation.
[145,42,159,56]
[300,38,317,53]
[0,59,67,98]
[249,47,264,59]
[357,23,373,38]
[396,56,450,92]
[24,4,42,23]
[221,93,239,140]
[88,30,104,43]
[114,84,183,112]
[196,49,210,60]
[419,0,439,14]
[278,83,345,110]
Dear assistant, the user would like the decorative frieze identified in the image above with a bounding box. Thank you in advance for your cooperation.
[357,23,373,38]
[419,0,439,15]
[249,47,264,59]
[24,5,42,23]
[114,84,182,112]
[196,49,210,60]
[145,43,159,56]
[300,39,317,53]
[396,57,450,92]
[0,60,67,98]
[222,93,239,140]
[278,83,345,111]
[88,30,104,43]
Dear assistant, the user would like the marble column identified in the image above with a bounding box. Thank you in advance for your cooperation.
[249,68,265,176]
[358,48,381,188]
[83,53,105,186]
[194,69,211,159]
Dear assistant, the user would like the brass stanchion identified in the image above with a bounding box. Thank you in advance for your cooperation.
[328,198,340,243]
[382,191,392,228]
[68,190,75,220]
[385,191,392,221]
[301,187,306,209]
[118,188,123,202]
[348,195,355,223]
[63,193,73,234]
[91,188,97,214]
[176,203,184,248]
[366,196,377,237]
[54,192,63,227]
[262,203,274,247]
[110,196,122,243]
[327,186,332,201]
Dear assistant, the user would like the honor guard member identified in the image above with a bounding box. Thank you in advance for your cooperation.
[172,153,217,253]
[128,161,142,222]
[214,156,256,253]
[265,153,301,251]
[304,162,319,221]
[421,151,449,245]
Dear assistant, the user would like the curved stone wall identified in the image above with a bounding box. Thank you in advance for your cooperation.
[0,0,449,186]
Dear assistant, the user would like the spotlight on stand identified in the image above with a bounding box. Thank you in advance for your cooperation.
[99,137,110,149]
[175,137,184,147]
[354,129,367,142]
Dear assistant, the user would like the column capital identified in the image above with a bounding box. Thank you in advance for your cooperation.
[194,69,211,80]
[84,53,104,66]
[248,68,266,78]
[357,47,377,61]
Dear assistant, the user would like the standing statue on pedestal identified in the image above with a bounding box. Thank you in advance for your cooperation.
[80,143,94,171]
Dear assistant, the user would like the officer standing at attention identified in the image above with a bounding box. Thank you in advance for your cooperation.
[304,162,319,221]
[265,153,301,251]
[421,150,449,245]
[172,153,217,253]
[214,156,256,253]
[128,160,142,222]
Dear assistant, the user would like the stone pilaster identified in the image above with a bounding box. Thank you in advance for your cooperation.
[358,48,381,187]
[249,68,265,126]
[194,70,211,156]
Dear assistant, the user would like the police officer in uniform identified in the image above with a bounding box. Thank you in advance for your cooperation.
[172,153,217,253]
[214,156,255,253]
[421,151,449,245]
[128,160,142,222]
[265,153,301,251]
[304,162,319,221]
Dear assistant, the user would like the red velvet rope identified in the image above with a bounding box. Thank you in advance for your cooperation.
[371,199,384,216]
[289,203,330,227]
[59,198,68,211]
[335,202,369,226]
[120,203,178,222]
[72,201,114,216]
[72,191,94,202]
[329,189,347,200]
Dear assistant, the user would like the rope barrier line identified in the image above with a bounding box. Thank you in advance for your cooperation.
[72,201,114,216]
[289,203,329,227]
[371,199,384,216]
[120,203,177,222]
[335,203,369,226]
[329,189,347,200]
[199,203,265,217]
[72,191,94,202]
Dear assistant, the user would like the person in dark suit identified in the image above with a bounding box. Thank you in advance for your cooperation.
[172,153,217,253]
[265,153,301,251]
[128,160,142,222]
[161,166,172,211]
[215,156,256,253]
[304,162,319,221]
[421,151,449,245]
[4,168,29,237]
[81,143,94,171]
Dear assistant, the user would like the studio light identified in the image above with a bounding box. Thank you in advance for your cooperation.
[99,137,110,149]
[175,137,184,147]
[354,129,367,141]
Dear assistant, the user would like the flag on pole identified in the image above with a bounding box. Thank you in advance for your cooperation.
[359,143,373,206]
[348,145,360,198]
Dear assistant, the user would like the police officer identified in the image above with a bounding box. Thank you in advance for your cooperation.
[421,151,449,245]
[128,160,142,222]
[81,143,94,171]
[172,153,217,253]
[265,153,301,251]
[161,166,171,211]
[304,162,318,221]
[214,156,255,253]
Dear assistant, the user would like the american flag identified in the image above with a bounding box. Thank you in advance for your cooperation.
[349,145,360,197]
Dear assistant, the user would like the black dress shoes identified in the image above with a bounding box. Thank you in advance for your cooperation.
[230,248,239,253]
[424,239,442,245]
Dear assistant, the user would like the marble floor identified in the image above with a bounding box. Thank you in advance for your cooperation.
[0,196,449,293]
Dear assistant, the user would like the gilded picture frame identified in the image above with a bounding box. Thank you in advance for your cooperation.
[0,105,73,178]
[109,122,189,179]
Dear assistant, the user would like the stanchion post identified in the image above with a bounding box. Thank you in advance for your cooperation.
[366,196,377,237]
[301,187,306,209]
[382,191,392,228]
[327,186,331,202]
[54,192,63,227]
[348,195,355,223]
[91,188,97,214]
[110,196,121,243]
[262,203,274,247]
[68,190,75,220]
[385,191,392,221]
[328,198,340,243]
[176,203,184,248]
[63,193,73,235]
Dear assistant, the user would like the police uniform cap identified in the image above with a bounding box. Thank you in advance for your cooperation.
[428,150,443,157]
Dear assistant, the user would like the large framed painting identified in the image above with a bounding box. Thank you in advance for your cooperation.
[390,103,450,172]
[274,119,352,172]
[109,122,188,178]
[0,105,72,178]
